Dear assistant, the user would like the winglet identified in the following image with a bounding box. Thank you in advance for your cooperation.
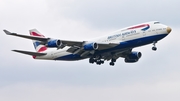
[3,29,16,35]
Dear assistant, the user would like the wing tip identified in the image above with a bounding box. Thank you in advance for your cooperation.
[3,29,15,35]
[12,50,17,52]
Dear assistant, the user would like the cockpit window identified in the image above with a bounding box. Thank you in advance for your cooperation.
[154,22,160,24]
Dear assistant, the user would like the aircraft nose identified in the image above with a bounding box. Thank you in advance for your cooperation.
[167,27,172,34]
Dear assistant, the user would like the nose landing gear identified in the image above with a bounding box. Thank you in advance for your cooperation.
[152,47,157,51]
[152,41,157,51]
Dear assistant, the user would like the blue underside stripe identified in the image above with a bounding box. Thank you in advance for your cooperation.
[55,34,168,61]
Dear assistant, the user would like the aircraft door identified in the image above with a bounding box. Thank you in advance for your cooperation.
[122,35,125,41]
[51,52,55,59]
[142,31,146,36]
[156,29,159,34]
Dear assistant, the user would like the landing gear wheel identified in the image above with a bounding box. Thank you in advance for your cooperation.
[95,60,104,65]
[101,60,104,64]
[109,62,115,66]
[89,58,95,64]
[152,47,157,51]
[96,60,102,65]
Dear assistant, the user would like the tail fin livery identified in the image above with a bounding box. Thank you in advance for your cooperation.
[29,29,47,52]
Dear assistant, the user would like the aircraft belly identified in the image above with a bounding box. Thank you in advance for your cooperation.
[55,54,85,61]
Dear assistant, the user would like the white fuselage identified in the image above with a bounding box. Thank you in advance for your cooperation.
[35,21,170,61]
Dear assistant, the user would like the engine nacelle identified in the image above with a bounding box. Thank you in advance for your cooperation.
[127,51,142,60]
[124,51,142,63]
[83,42,98,50]
[124,58,139,63]
[47,39,62,48]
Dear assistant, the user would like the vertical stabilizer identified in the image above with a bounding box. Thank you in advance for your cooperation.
[29,29,47,52]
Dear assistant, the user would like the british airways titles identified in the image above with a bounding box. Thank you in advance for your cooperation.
[107,30,137,40]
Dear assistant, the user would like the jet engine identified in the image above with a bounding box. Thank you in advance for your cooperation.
[124,51,142,63]
[83,42,98,50]
[46,39,62,48]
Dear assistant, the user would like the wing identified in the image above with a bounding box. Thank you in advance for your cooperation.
[4,29,119,52]
[100,49,132,61]
[3,30,83,46]
[65,42,120,57]
[3,30,48,42]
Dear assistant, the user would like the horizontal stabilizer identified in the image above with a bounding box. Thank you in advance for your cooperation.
[12,50,47,56]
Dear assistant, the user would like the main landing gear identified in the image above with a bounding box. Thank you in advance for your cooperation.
[96,60,104,65]
[89,58,104,65]
[89,57,116,66]
[152,41,157,51]
[109,59,116,66]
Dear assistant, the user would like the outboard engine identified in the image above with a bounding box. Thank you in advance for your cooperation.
[46,39,62,48]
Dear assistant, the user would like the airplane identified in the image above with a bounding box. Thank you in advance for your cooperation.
[3,21,171,66]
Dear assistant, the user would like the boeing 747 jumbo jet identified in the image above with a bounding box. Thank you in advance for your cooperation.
[4,21,171,66]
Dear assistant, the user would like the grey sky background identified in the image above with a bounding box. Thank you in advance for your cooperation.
[0,0,180,101]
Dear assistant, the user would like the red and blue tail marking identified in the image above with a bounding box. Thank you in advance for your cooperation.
[29,29,47,52]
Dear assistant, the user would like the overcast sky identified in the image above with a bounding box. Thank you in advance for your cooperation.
[0,0,180,101]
